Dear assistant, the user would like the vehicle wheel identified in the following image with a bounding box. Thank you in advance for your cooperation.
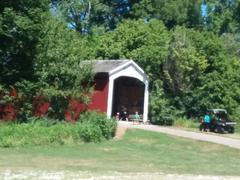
[209,125,215,132]
[217,126,225,134]
[228,127,235,134]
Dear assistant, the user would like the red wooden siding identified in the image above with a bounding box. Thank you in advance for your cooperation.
[0,91,86,121]
[65,99,86,122]
[32,95,50,117]
[0,75,109,121]
[0,89,18,121]
[1,103,17,120]
[88,75,109,113]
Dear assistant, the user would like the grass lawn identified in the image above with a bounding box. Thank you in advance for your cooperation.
[0,129,240,176]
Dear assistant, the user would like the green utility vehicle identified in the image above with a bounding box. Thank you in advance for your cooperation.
[199,109,236,133]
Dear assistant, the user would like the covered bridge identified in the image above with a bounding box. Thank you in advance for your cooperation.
[87,60,149,122]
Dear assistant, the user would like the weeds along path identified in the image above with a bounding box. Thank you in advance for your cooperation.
[118,121,240,150]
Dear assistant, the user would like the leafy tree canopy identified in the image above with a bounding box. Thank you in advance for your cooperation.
[131,0,203,29]
[0,0,49,85]
[1,0,240,121]
[97,19,170,82]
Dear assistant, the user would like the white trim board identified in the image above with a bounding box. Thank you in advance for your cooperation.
[107,61,149,122]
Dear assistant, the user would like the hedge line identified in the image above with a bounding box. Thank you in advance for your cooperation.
[0,111,117,147]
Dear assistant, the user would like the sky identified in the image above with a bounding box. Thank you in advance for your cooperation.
[201,3,208,17]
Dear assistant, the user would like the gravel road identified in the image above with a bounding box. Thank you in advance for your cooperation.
[119,121,240,149]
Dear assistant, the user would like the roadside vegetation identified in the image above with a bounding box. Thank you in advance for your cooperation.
[173,117,199,129]
[0,111,117,147]
[0,129,240,176]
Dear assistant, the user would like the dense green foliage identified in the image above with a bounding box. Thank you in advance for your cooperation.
[0,112,117,147]
[79,111,117,140]
[0,0,240,123]
[0,0,49,85]
[0,1,94,120]
[35,16,94,119]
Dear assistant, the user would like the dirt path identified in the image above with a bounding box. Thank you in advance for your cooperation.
[118,121,240,150]
[114,124,127,140]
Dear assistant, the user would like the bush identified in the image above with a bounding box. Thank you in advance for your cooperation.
[79,111,117,140]
[79,122,103,142]
[0,112,117,147]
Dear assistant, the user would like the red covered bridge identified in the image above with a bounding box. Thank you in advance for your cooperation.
[87,60,149,122]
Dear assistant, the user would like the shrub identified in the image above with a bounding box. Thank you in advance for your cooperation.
[78,122,103,142]
[0,112,117,147]
[79,111,117,140]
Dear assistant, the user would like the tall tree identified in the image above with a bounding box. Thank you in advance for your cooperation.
[163,27,208,98]
[35,16,93,119]
[97,19,170,82]
[205,0,240,34]
[131,0,203,29]
[0,0,49,85]
[161,27,208,114]
[54,0,132,34]
[0,0,50,120]
[57,0,94,34]
[196,56,240,118]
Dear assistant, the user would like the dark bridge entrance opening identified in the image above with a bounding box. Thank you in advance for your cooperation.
[112,77,144,117]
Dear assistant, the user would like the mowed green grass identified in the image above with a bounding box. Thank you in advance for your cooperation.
[0,129,240,176]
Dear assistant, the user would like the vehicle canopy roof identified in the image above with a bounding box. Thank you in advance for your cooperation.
[207,109,227,114]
